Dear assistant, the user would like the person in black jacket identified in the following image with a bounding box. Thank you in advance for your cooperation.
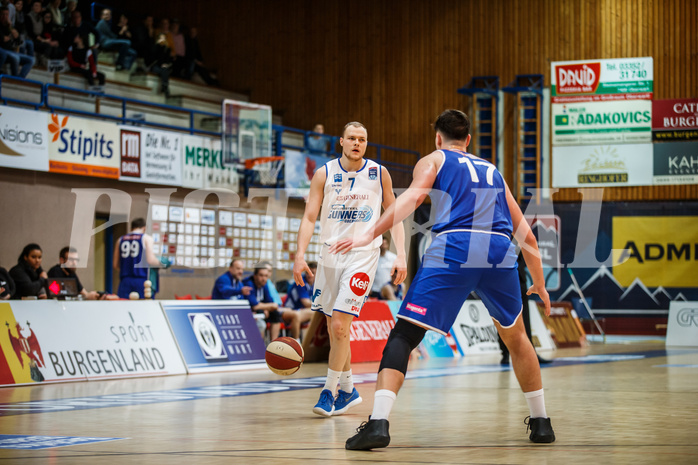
[9,243,47,299]
[0,265,15,299]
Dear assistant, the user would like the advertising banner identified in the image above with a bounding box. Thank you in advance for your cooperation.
[349,301,395,363]
[182,134,239,191]
[551,57,653,100]
[0,106,49,172]
[118,127,182,185]
[160,300,266,373]
[653,141,698,185]
[666,301,698,347]
[0,301,186,387]
[529,302,556,351]
[47,113,120,179]
[552,99,652,145]
[612,216,698,288]
[652,99,698,141]
[450,300,500,355]
[552,143,653,187]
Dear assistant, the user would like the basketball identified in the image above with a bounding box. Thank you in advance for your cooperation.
[265,337,304,376]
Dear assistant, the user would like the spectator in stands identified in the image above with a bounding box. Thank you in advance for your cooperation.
[370,237,403,300]
[307,123,329,153]
[9,243,47,299]
[185,26,218,85]
[212,259,252,300]
[170,18,187,77]
[32,8,63,62]
[13,0,34,57]
[149,32,173,97]
[116,13,130,41]
[131,14,154,63]
[284,260,316,330]
[60,0,76,27]
[46,0,62,29]
[67,33,103,86]
[48,246,109,300]
[0,0,14,26]
[62,10,98,55]
[0,264,15,300]
[243,263,301,341]
[26,0,41,35]
[95,8,136,71]
[0,6,34,78]
[155,17,174,57]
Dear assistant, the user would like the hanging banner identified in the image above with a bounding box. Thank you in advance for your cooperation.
[652,99,698,141]
[118,127,182,185]
[653,141,698,185]
[0,105,49,172]
[47,113,120,179]
[182,134,239,191]
[552,143,653,187]
[551,57,653,101]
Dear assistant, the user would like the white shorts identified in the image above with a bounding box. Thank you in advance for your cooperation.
[312,246,380,317]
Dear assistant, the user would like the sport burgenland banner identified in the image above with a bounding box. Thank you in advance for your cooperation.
[551,57,655,187]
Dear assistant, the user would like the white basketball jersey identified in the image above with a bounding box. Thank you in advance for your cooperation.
[319,158,383,251]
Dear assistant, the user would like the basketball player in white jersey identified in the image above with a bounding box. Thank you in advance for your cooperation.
[294,122,406,417]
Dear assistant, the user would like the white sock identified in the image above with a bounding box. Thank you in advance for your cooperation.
[339,370,354,393]
[323,368,341,395]
[371,389,397,420]
[524,388,547,418]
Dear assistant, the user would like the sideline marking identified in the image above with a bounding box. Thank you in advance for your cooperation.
[0,434,124,450]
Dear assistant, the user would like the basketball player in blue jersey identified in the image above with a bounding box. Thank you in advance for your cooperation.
[113,218,162,299]
[332,110,555,449]
[294,122,407,417]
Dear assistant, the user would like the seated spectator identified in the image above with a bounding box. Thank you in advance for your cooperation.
[60,0,77,27]
[284,260,316,330]
[62,10,98,57]
[370,237,403,300]
[131,14,154,63]
[307,124,329,153]
[243,264,300,341]
[33,7,63,60]
[9,243,47,299]
[46,0,62,29]
[212,259,252,300]
[26,1,42,37]
[0,6,34,78]
[148,32,173,97]
[380,270,403,300]
[185,26,218,85]
[170,18,187,78]
[48,246,110,300]
[0,0,14,26]
[95,8,136,71]
[155,17,175,57]
[0,264,15,300]
[67,33,103,86]
[13,0,32,53]
[116,13,131,41]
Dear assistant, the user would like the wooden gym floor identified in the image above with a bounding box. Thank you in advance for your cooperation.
[1,341,697,464]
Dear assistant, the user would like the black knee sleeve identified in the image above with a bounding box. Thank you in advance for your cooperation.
[379,319,427,375]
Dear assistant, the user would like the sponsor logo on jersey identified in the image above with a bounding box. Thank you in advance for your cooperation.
[406,302,427,315]
[334,173,342,183]
[351,305,360,313]
[345,298,362,306]
[336,193,369,201]
[312,289,322,301]
[334,188,342,194]
[349,272,370,296]
[368,167,377,180]
[328,205,373,223]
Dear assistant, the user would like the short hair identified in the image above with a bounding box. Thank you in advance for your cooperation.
[434,109,471,141]
[253,263,271,275]
[307,261,318,269]
[342,121,367,137]
[229,259,243,268]
[131,218,146,230]
[60,246,78,260]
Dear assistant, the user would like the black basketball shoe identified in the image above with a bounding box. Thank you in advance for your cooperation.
[525,416,556,443]
[346,417,390,450]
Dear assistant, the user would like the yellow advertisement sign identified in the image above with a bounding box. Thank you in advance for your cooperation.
[613,216,698,287]
[0,303,35,385]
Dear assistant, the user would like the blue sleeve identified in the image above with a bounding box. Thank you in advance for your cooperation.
[213,273,240,299]
[266,280,282,305]
[263,283,274,304]
[243,278,260,307]
[297,284,310,300]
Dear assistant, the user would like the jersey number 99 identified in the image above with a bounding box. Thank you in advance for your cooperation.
[121,240,140,258]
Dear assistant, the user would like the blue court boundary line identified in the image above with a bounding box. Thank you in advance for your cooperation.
[0,349,694,416]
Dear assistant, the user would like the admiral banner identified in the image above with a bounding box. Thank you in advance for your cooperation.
[612,216,698,288]
[0,105,49,172]
[47,113,120,179]
[0,301,186,387]
[182,134,239,191]
[652,99,698,141]
[118,127,182,185]
[450,300,500,355]
[160,300,266,373]
[552,143,653,187]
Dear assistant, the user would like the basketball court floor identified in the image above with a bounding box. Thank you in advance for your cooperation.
[1,340,696,464]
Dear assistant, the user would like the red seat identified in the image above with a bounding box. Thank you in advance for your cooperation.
[174,294,192,300]
[196,295,212,300]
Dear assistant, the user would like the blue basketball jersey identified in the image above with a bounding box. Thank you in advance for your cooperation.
[118,233,148,279]
[431,150,513,237]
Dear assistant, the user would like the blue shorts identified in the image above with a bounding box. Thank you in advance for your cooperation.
[397,231,522,334]
[117,277,147,299]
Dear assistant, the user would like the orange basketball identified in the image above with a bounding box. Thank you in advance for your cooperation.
[265,337,304,375]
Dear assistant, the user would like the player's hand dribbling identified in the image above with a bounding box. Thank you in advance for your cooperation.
[293,258,313,286]
[391,256,407,285]
[527,284,551,316]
